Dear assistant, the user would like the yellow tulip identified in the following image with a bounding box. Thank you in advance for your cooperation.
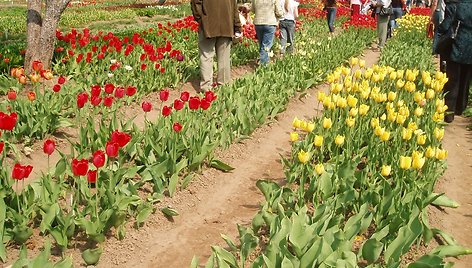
[364,68,373,79]
[323,117,332,129]
[417,134,427,145]
[331,83,343,93]
[293,117,301,129]
[389,71,397,80]
[314,163,325,175]
[306,122,315,132]
[359,59,366,68]
[396,69,404,79]
[347,95,358,107]
[400,156,412,169]
[425,89,435,99]
[387,111,397,122]
[314,135,324,147]
[432,112,444,122]
[425,146,436,158]
[402,128,413,140]
[346,117,355,127]
[412,151,425,169]
[387,91,397,101]
[359,104,370,116]
[396,79,405,89]
[374,126,385,137]
[370,118,380,128]
[297,150,310,164]
[317,91,326,102]
[341,66,351,76]
[349,107,358,117]
[381,165,391,176]
[290,132,299,142]
[336,97,347,108]
[354,69,362,79]
[380,131,390,142]
[414,107,424,117]
[335,135,345,146]
[434,127,444,141]
[396,114,406,124]
[300,120,308,130]
[380,113,387,121]
[350,57,359,66]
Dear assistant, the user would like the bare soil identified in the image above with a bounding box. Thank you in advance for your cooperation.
[3,48,472,267]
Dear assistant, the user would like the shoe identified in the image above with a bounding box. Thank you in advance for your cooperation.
[444,114,454,123]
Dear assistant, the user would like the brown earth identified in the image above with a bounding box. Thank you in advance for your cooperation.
[3,48,472,267]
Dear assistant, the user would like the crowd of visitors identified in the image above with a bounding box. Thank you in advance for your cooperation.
[191,0,470,125]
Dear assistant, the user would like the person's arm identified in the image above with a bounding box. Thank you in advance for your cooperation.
[274,0,285,19]
[190,0,203,24]
[429,0,438,21]
[233,2,242,35]
[438,3,455,34]
[293,1,299,19]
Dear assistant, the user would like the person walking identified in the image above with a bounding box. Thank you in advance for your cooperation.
[429,0,446,71]
[351,0,362,16]
[372,0,392,51]
[279,0,299,55]
[191,0,242,92]
[438,0,472,123]
[252,0,284,65]
[389,0,404,31]
[323,0,337,35]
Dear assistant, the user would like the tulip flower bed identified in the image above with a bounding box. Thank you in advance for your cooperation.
[201,14,471,268]
[0,8,377,266]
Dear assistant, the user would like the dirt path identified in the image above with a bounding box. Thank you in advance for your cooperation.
[433,116,472,267]
[90,49,380,267]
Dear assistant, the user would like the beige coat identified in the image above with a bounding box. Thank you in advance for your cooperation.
[191,0,242,38]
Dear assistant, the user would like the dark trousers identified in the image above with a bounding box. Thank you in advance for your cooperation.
[444,61,472,115]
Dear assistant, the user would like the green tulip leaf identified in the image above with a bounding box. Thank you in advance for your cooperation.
[81,246,103,266]
[161,207,179,217]
[209,159,235,172]
[361,238,383,264]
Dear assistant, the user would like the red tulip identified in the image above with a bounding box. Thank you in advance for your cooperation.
[162,105,172,116]
[205,90,217,102]
[200,98,211,110]
[43,139,55,155]
[87,170,97,183]
[141,63,147,70]
[126,86,137,97]
[188,97,201,110]
[77,92,89,109]
[52,84,61,93]
[173,99,184,110]
[114,87,125,99]
[180,91,190,102]
[0,112,18,131]
[12,163,33,180]
[32,60,43,72]
[91,85,101,97]
[7,90,16,100]
[159,89,170,102]
[142,101,152,112]
[0,142,4,154]
[105,141,119,157]
[71,158,89,176]
[58,75,66,85]
[110,130,131,147]
[92,150,106,168]
[104,83,115,94]
[173,122,183,132]
[103,96,114,107]
[91,96,102,106]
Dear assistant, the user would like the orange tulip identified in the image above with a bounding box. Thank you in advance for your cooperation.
[29,73,41,83]
[27,91,36,101]
[32,60,43,72]
[18,75,27,84]
[10,67,17,77]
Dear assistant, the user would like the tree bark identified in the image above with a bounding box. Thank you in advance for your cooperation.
[25,0,70,74]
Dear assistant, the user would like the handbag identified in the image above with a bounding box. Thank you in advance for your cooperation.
[379,6,393,16]
[426,22,434,39]
[435,8,461,56]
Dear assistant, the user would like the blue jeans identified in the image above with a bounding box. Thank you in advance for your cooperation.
[255,24,276,65]
[279,20,296,54]
[389,7,403,30]
[326,7,336,33]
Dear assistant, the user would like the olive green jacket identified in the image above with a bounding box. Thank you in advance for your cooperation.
[191,0,242,38]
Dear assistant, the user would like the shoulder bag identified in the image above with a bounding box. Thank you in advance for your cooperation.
[435,5,460,56]
[379,5,393,16]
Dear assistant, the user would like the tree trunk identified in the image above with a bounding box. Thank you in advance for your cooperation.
[25,0,70,74]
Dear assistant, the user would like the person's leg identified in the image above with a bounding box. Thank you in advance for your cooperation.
[258,25,276,65]
[377,15,389,49]
[279,20,288,54]
[443,60,461,121]
[286,21,296,54]
[327,8,337,33]
[215,36,232,86]
[198,29,216,91]
[455,64,472,115]
[255,25,266,64]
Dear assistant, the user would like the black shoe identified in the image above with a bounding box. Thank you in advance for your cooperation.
[444,114,454,123]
